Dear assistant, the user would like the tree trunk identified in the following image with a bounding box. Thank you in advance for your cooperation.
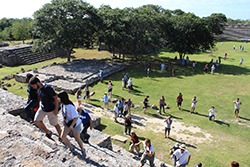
[67,48,72,62]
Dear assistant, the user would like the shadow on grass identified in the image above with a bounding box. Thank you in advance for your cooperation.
[168,137,197,149]
[213,120,230,127]
[239,116,250,121]
[145,112,165,119]
[168,114,183,120]
[182,109,208,118]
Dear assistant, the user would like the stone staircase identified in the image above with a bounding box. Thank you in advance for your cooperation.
[0,89,172,167]
[220,24,250,40]
[0,44,59,66]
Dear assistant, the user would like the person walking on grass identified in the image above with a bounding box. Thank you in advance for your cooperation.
[140,138,155,167]
[127,78,133,92]
[29,76,62,140]
[233,98,242,119]
[190,96,197,114]
[107,80,113,98]
[164,116,172,138]
[211,64,215,75]
[158,96,166,115]
[143,96,150,114]
[103,93,109,110]
[176,93,183,110]
[124,115,132,135]
[208,106,216,121]
[58,91,85,157]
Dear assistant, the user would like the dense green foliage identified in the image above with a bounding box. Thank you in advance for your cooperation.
[1,1,229,59]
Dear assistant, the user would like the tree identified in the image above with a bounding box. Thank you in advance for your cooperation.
[203,13,227,35]
[33,0,101,61]
[166,13,214,57]
[12,18,32,43]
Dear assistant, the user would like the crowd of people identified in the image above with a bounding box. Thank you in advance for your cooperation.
[23,55,244,166]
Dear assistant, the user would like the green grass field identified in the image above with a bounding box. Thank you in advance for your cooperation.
[1,41,250,166]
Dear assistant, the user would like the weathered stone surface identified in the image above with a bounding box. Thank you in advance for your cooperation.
[0,44,58,66]
[14,59,125,94]
[14,72,55,83]
[0,89,170,167]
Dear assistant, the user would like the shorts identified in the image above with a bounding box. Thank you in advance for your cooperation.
[77,95,82,100]
[165,128,171,133]
[191,103,196,108]
[34,107,58,126]
[108,88,112,92]
[73,123,83,133]
[177,102,182,106]
[235,109,239,114]
[143,103,148,109]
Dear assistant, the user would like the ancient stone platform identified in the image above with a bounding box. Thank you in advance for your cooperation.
[15,59,125,94]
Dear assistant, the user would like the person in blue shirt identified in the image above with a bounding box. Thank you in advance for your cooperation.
[29,76,62,140]
[103,93,109,109]
[99,69,103,82]
[77,107,92,143]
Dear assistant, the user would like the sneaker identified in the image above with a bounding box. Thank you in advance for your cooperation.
[45,131,52,139]
[70,148,77,156]
[81,148,86,157]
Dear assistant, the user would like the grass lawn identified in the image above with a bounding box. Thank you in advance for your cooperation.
[1,41,250,166]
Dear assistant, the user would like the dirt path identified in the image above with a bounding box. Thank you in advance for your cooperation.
[81,103,213,146]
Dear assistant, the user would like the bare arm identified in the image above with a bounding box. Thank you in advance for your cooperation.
[53,95,59,115]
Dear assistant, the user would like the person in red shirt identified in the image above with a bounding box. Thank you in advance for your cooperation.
[176,93,183,110]
[129,131,141,156]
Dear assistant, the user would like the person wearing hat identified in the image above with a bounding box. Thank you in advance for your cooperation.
[24,73,39,122]
[169,143,180,155]
[129,131,141,156]
[172,144,191,167]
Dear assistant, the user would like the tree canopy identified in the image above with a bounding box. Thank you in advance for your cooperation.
[0,1,230,59]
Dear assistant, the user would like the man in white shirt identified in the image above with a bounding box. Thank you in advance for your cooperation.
[172,144,191,167]
[208,106,216,121]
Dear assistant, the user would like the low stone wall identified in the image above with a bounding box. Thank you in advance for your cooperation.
[15,59,125,94]
[0,44,59,66]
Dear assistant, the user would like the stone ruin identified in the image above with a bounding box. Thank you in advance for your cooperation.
[14,59,125,94]
[0,89,168,167]
[0,44,59,66]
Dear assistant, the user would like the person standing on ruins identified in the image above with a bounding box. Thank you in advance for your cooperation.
[107,80,113,98]
[29,76,62,140]
[76,88,82,106]
[84,85,90,103]
[24,73,39,122]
